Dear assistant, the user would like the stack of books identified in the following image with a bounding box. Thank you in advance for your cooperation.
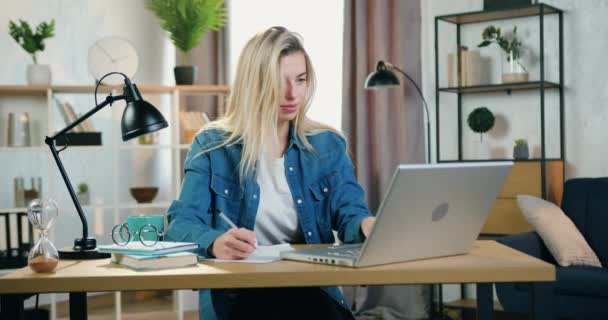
[98,241,199,270]
[447,47,483,87]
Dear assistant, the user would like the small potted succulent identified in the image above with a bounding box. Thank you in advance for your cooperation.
[513,138,529,160]
[8,19,55,85]
[467,107,495,159]
[478,25,528,83]
[146,0,227,85]
[77,182,90,206]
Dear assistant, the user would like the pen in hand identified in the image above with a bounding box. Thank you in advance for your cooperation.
[218,211,258,248]
[218,211,238,229]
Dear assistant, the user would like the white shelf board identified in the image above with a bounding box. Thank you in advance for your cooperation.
[0,146,45,152]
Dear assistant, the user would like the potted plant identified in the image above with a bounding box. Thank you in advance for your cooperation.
[77,182,90,206]
[467,107,495,159]
[478,25,528,83]
[147,0,227,85]
[8,19,55,85]
[513,138,529,160]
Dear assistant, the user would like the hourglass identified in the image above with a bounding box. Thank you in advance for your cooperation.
[27,198,59,273]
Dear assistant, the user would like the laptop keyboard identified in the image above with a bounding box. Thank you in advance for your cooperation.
[327,247,361,258]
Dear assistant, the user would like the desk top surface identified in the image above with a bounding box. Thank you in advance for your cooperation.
[0,241,554,294]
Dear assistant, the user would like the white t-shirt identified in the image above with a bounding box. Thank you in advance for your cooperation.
[254,153,304,245]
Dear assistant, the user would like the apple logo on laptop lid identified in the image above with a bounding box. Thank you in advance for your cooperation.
[432,203,449,221]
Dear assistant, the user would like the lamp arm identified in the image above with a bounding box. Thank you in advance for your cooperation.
[387,64,430,122]
[49,95,125,140]
[388,63,432,163]
[44,93,125,249]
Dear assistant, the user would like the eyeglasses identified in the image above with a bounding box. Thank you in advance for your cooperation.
[111,223,165,247]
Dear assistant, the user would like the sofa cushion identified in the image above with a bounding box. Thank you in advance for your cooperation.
[517,195,602,268]
[555,266,608,298]
[561,178,608,267]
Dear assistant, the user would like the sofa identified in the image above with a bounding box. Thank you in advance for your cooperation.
[496,177,608,319]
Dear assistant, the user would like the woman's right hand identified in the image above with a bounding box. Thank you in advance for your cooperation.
[210,228,258,259]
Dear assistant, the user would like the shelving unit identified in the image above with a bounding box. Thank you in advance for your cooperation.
[0,84,228,244]
[0,83,228,318]
[433,3,564,316]
[434,3,564,236]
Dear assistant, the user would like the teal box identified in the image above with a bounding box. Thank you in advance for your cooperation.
[127,214,164,241]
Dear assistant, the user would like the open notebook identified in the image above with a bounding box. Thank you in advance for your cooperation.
[200,244,294,263]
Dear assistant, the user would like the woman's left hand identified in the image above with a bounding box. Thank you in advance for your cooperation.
[360,216,376,238]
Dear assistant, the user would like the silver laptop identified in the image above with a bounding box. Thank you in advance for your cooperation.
[281,162,512,268]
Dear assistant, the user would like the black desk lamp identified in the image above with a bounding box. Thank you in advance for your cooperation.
[364,61,431,163]
[46,72,169,259]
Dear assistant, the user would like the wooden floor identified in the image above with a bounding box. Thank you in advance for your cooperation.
[48,291,198,320]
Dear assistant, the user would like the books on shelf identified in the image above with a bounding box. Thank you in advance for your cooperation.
[98,241,199,256]
[448,47,482,87]
[111,251,198,270]
[54,99,96,132]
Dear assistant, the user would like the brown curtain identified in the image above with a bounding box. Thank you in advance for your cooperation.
[179,28,228,119]
[342,1,429,318]
[342,0,424,213]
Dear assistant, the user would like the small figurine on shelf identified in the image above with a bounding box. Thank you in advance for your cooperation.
[467,107,495,159]
[77,182,90,206]
[513,138,529,160]
[478,25,529,83]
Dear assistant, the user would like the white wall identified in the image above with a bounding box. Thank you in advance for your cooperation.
[0,0,173,85]
[228,0,344,131]
[422,0,608,179]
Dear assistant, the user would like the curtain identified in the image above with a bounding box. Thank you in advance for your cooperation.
[342,0,429,319]
[179,28,228,119]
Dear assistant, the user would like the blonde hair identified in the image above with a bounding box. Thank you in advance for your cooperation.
[204,27,340,178]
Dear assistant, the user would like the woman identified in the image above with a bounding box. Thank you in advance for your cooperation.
[166,26,375,320]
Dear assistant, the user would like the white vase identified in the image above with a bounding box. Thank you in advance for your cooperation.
[473,140,491,160]
[27,64,52,85]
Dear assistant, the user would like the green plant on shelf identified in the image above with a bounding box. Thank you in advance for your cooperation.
[514,138,528,146]
[146,0,226,66]
[78,182,89,194]
[467,107,495,142]
[478,25,528,73]
[8,19,55,64]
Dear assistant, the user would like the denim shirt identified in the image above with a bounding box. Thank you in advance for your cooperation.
[166,126,371,319]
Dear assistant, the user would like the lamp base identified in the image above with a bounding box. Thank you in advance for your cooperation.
[59,237,109,259]
[59,246,110,260]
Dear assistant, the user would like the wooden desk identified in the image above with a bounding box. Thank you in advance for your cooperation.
[0,241,554,320]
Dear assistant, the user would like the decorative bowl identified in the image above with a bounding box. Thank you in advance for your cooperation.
[129,187,159,203]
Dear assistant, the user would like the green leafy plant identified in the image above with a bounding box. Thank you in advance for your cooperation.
[467,107,495,141]
[78,182,89,193]
[147,0,227,65]
[8,19,55,64]
[478,25,524,63]
[514,138,528,146]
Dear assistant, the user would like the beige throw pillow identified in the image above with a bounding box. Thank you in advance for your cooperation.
[517,195,602,268]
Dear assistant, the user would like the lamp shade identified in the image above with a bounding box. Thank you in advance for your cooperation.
[120,84,168,141]
[364,61,400,89]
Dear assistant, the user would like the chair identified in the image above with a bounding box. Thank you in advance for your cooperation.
[496,178,608,319]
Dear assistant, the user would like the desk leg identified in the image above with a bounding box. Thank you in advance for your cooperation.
[476,283,493,320]
[69,292,87,320]
[0,294,26,320]
[531,282,552,320]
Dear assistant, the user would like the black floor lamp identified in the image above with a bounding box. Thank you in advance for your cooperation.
[364,61,431,164]
[365,61,451,320]
[47,72,169,259]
